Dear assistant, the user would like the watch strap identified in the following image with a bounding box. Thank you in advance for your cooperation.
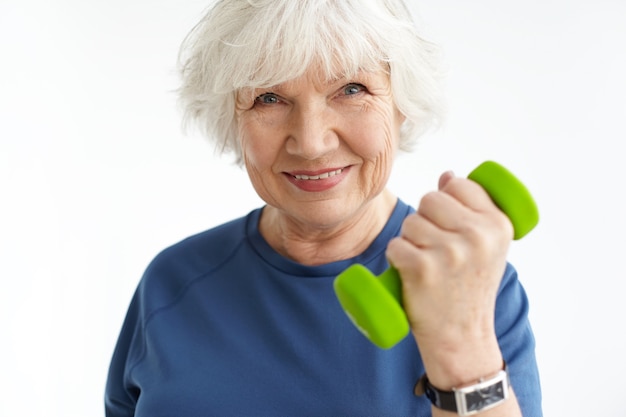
[415,362,509,416]
[421,374,459,413]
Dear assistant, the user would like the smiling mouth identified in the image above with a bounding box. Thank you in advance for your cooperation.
[292,168,344,180]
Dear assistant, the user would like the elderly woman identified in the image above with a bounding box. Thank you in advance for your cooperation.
[105,0,542,416]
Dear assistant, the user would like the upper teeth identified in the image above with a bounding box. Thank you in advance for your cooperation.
[294,168,343,180]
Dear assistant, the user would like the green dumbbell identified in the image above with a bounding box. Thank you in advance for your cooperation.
[333,161,539,349]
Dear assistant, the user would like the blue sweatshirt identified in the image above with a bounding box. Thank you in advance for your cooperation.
[105,200,542,416]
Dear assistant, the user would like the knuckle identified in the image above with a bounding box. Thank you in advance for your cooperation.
[441,239,468,267]
[461,219,485,241]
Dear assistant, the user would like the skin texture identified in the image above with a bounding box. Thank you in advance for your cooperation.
[235,66,401,265]
[235,65,522,416]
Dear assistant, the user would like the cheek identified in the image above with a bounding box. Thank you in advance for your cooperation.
[239,127,283,206]
[238,120,276,171]
[351,105,401,195]
[351,105,401,161]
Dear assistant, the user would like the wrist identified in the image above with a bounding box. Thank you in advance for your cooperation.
[415,361,511,416]
[415,335,503,390]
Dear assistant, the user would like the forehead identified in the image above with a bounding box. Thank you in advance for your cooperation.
[240,63,390,96]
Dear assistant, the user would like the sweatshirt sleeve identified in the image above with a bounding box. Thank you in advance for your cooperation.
[496,263,543,417]
[104,289,142,417]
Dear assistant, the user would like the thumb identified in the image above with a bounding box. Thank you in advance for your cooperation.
[438,170,456,190]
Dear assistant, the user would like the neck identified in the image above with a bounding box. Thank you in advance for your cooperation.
[259,189,397,266]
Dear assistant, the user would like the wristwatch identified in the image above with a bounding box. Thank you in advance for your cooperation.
[416,364,510,416]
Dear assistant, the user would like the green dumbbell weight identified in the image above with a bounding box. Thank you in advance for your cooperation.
[333,161,539,349]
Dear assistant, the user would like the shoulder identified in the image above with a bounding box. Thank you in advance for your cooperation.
[136,209,259,312]
[154,213,250,268]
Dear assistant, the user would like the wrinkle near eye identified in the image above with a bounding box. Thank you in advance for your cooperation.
[235,89,257,111]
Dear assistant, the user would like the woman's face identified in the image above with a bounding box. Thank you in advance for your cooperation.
[235,66,404,230]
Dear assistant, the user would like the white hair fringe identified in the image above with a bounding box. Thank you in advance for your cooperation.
[177,0,446,164]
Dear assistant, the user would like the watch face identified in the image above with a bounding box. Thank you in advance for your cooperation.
[464,380,506,412]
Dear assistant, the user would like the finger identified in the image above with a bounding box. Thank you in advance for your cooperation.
[400,211,455,249]
[419,183,514,244]
[438,170,455,190]
[440,176,498,214]
[385,236,430,283]
[417,189,474,234]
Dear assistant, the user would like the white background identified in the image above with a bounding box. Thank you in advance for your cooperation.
[1,1,625,416]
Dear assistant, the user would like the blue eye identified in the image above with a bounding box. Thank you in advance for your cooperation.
[255,93,279,104]
[343,84,365,95]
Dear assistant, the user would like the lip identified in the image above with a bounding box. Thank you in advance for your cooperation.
[284,166,350,192]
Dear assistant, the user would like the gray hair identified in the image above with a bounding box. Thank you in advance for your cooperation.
[177,0,446,163]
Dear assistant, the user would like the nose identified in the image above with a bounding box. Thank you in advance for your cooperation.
[285,103,339,160]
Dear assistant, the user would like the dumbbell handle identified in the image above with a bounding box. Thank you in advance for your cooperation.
[334,161,539,348]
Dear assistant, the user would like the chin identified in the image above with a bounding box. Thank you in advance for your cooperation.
[288,199,359,228]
